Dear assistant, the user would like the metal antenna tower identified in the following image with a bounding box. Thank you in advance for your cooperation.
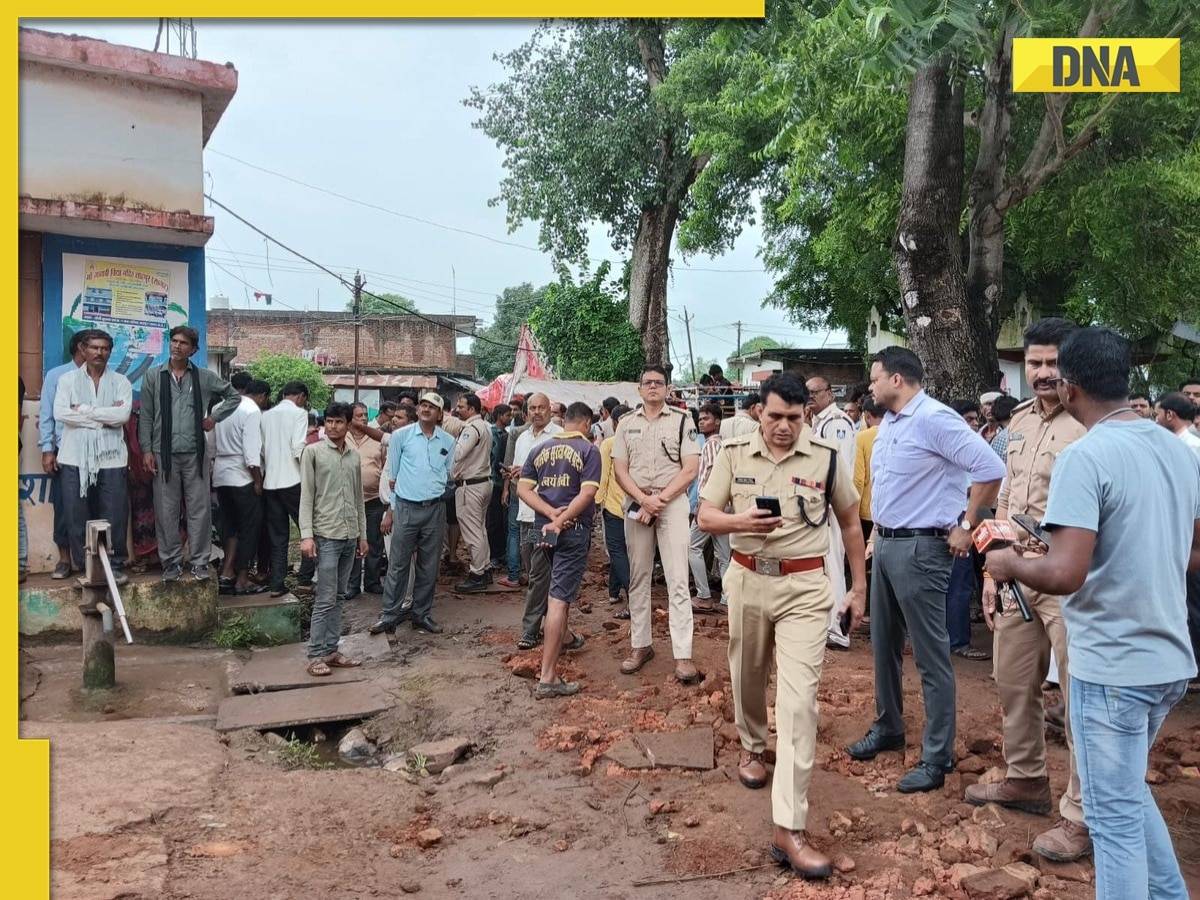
[154,19,197,59]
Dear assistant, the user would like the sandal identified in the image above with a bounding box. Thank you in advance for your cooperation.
[535,678,581,699]
[561,631,585,652]
[516,637,539,651]
[325,652,362,668]
[613,607,630,620]
[952,646,991,661]
[306,659,332,677]
[234,584,268,596]
[691,599,725,615]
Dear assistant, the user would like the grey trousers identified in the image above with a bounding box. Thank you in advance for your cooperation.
[519,521,553,642]
[870,534,956,769]
[153,452,211,570]
[308,537,355,659]
[380,499,445,624]
[688,519,730,600]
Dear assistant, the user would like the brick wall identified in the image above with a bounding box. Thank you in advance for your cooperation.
[209,310,476,373]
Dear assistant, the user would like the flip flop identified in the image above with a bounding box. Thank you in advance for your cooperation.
[306,660,332,677]
[613,607,630,620]
[325,652,362,668]
[234,584,268,596]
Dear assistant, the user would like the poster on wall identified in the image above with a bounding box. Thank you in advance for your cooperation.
[59,253,190,390]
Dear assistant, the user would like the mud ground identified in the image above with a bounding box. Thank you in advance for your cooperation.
[20,546,1200,899]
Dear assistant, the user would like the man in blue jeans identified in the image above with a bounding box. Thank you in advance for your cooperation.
[299,403,368,677]
[987,327,1200,900]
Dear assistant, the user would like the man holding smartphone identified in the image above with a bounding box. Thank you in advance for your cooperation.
[964,317,1091,863]
[699,372,867,879]
[517,402,602,698]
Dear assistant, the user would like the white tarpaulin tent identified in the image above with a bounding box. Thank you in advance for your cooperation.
[508,377,641,410]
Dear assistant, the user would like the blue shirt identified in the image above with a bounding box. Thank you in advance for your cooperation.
[1043,418,1199,687]
[386,422,454,503]
[870,391,1006,529]
[38,360,80,452]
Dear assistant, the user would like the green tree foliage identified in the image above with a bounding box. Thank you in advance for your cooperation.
[673,3,1200,380]
[347,292,418,315]
[472,283,550,381]
[246,352,331,410]
[528,264,644,381]
[678,355,719,384]
[738,335,781,355]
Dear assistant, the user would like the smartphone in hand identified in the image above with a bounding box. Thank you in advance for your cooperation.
[755,496,782,517]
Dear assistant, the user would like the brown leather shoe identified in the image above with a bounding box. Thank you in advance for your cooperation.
[964,776,1052,815]
[620,646,655,675]
[1033,819,1092,862]
[738,750,768,789]
[674,658,701,684]
[769,827,832,879]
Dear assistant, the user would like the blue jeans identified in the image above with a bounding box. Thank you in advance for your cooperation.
[602,510,630,600]
[308,537,355,659]
[945,553,976,650]
[1070,677,1189,900]
[505,496,521,581]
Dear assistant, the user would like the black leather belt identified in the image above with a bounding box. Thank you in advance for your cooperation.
[876,527,948,539]
[398,497,442,508]
[454,476,491,487]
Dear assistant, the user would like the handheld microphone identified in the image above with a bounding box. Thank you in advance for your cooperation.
[972,520,1034,623]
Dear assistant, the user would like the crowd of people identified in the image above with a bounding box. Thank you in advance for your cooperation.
[24,318,1200,899]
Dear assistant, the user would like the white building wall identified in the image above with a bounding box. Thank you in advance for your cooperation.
[19,60,204,213]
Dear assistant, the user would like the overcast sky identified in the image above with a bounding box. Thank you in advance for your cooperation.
[26,19,838,367]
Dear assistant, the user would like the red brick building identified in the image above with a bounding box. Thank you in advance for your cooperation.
[208,308,477,375]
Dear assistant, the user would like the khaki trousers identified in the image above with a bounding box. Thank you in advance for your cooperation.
[624,494,693,659]
[455,481,493,576]
[726,561,832,831]
[993,585,1084,824]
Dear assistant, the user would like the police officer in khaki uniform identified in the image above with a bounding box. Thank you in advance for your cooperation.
[699,372,867,879]
[612,364,702,683]
[964,318,1092,863]
[451,393,494,592]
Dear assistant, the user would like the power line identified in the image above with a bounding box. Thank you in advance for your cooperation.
[204,193,525,352]
[206,147,768,274]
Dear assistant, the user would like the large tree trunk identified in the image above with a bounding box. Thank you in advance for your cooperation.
[628,201,679,370]
[893,60,995,401]
[964,25,1015,388]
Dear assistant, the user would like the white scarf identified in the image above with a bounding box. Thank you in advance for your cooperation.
[64,367,126,496]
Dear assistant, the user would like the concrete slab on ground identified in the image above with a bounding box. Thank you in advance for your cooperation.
[604,726,714,771]
[216,681,393,732]
[229,633,390,694]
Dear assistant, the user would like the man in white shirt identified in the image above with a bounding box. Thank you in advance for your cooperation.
[806,376,858,649]
[1156,392,1200,458]
[53,329,132,583]
[261,381,315,596]
[215,378,269,594]
[512,393,563,648]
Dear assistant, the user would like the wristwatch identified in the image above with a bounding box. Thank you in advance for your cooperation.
[959,516,973,532]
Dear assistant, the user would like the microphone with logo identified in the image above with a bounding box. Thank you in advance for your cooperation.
[972,520,1034,622]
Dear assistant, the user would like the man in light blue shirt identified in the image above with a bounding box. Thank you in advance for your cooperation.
[846,346,1005,794]
[37,332,87,578]
[986,327,1199,900]
[372,392,454,636]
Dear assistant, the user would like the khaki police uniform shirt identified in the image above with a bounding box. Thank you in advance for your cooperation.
[701,425,858,559]
[451,414,493,481]
[995,398,1086,525]
[611,404,700,492]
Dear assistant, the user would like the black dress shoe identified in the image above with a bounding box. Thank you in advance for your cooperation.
[368,619,397,636]
[898,761,946,793]
[412,616,444,634]
[846,730,905,761]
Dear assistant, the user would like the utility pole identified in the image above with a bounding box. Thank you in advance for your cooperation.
[683,308,697,385]
[451,266,457,318]
[734,320,743,383]
[352,271,364,404]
